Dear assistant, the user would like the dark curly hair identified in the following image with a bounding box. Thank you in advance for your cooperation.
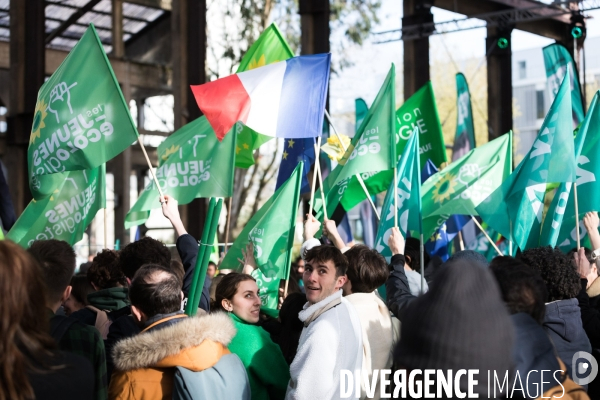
[518,246,580,302]
[117,237,171,279]
[490,256,548,324]
[87,249,126,289]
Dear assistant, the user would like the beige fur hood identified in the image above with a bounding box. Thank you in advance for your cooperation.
[112,312,236,372]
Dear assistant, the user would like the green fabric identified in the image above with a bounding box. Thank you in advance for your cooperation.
[87,287,129,311]
[453,73,476,160]
[420,133,512,239]
[228,314,290,400]
[375,128,421,258]
[48,309,108,400]
[125,116,236,228]
[28,25,137,199]
[316,80,445,215]
[543,43,585,127]
[221,163,303,314]
[552,92,600,251]
[476,71,576,250]
[7,165,106,247]
[234,23,295,168]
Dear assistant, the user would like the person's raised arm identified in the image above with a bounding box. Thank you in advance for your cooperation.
[161,195,187,238]
[323,219,349,252]
[584,212,600,256]
[239,242,258,275]
[385,227,415,320]
[300,214,322,258]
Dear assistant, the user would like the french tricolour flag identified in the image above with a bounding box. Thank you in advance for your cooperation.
[191,53,331,141]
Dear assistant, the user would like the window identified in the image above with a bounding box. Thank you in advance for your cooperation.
[536,90,545,119]
[518,61,527,79]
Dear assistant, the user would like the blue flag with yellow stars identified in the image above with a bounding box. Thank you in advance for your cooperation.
[276,137,315,194]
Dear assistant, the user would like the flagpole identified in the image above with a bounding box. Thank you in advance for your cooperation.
[309,136,322,216]
[103,207,108,249]
[315,152,329,220]
[324,110,380,220]
[574,182,581,250]
[137,135,165,201]
[420,233,425,294]
[509,220,513,255]
[470,216,502,256]
[457,231,465,251]
[394,167,398,228]
[224,197,232,253]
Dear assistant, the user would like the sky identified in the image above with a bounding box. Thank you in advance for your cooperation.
[328,0,600,133]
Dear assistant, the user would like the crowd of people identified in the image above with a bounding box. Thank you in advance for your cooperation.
[1,194,600,399]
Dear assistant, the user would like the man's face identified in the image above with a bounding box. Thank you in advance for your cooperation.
[303,258,346,304]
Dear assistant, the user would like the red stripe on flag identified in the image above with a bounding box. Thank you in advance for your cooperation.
[190,74,251,141]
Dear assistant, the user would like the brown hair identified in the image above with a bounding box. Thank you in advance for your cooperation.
[304,245,348,277]
[69,275,94,306]
[344,245,389,293]
[211,272,256,312]
[27,239,76,304]
[0,240,57,400]
[87,249,126,289]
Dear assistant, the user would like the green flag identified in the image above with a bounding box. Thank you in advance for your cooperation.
[220,163,303,315]
[543,43,585,128]
[125,117,236,228]
[421,132,512,239]
[452,73,476,161]
[317,80,445,215]
[467,226,510,261]
[28,25,137,199]
[476,72,576,250]
[8,165,106,247]
[234,23,295,168]
[549,92,600,251]
[355,98,369,132]
[374,129,421,260]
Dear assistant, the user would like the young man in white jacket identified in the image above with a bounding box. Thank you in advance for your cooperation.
[285,217,362,400]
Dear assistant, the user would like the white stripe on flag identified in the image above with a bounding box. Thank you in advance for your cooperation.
[238,61,287,137]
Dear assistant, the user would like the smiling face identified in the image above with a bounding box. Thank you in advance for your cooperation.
[303,258,347,304]
[221,279,262,324]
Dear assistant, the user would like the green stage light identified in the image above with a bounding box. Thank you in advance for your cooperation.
[572,26,583,39]
[497,37,508,49]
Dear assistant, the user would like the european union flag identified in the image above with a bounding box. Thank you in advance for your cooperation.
[275,137,315,194]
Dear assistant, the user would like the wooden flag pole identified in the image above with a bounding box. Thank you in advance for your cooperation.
[137,135,165,200]
[315,152,329,220]
[457,231,465,251]
[324,110,380,220]
[393,167,398,228]
[471,216,502,256]
[103,207,108,250]
[309,136,323,216]
[224,197,233,253]
[574,182,581,250]
[420,233,425,294]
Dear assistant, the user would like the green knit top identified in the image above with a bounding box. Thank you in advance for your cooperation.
[228,313,290,400]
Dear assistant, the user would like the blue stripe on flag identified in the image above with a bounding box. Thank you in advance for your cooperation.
[275,137,315,194]
[276,54,331,138]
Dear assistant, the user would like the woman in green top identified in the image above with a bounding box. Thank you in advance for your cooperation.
[212,272,290,400]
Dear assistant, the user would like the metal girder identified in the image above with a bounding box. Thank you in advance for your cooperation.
[0,41,172,93]
[46,0,103,44]
[126,0,172,11]
[375,0,600,42]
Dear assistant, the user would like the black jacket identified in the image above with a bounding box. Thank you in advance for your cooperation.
[28,350,94,400]
[576,278,600,349]
[510,312,561,397]
[176,233,211,312]
[385,254,417,320]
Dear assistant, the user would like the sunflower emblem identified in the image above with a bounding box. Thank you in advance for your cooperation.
[30,99,48,144]
[432,173,458,204]
[160,144,180,161]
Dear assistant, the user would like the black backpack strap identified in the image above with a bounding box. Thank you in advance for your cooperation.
[50,315,77,344]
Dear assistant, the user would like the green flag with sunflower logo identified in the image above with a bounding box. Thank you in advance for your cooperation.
[28,24,138,200]
[125,116,236,228]
[421,132,512,239]
[233,23,295,168]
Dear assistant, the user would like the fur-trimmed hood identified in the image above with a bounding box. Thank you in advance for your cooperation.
[112,312,236,372]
